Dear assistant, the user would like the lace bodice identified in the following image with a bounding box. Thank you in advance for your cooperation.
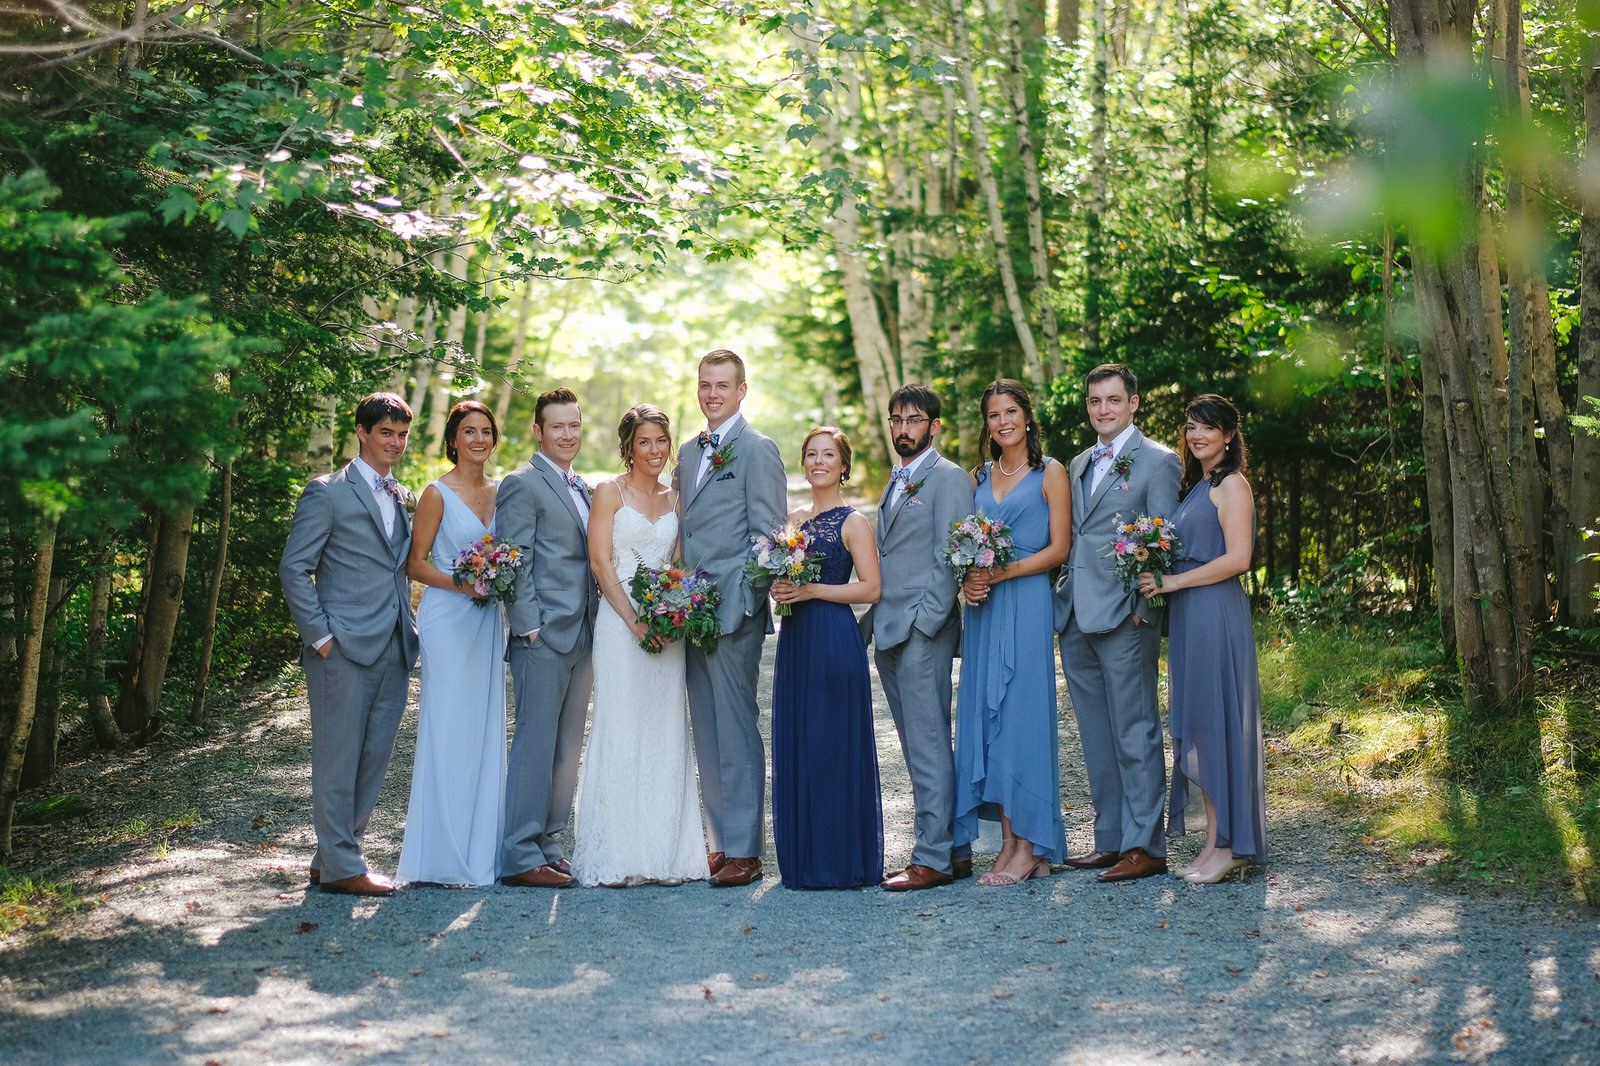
[611,505,679,592]
[802,506,855,585]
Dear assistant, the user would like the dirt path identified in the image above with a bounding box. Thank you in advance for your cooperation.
[2,647,1597,1065]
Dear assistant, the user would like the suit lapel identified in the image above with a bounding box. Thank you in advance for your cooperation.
[1082,429,1145,522]
[685,419,743,510]
[535,456,586,533]
[345,465,392,544]
[876,480,897,541]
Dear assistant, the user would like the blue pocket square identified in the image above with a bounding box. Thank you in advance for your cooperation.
[716,471,736,481]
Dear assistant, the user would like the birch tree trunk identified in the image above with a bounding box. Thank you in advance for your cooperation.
[0,517,57,858]
[949,0,1045,386]
[494,276,537,430]
[21,574,64,788]
[191,433,235,725]
[1002,0,1062,377]
[1083,0,1110,358]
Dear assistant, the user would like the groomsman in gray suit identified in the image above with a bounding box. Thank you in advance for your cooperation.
[496,387,598,889]
[866,385,976,891]
[1054,364,1182,883]
[677,350,788,887]
[280,392,420,897]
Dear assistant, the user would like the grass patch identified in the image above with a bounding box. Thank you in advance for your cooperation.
[108,806,205,846]
[0,865,88,938]
[1258,616,1600,904]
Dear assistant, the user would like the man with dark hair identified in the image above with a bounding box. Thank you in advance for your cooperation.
[1053,364,1182,883]
[280,391,419,896]
[495,387,597,888]
[868,384,976,890]
[677,349,788,887]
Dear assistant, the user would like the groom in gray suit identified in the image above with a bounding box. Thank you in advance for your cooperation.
[867,384,975,891]
[496,387,598,889]
[280,392,420,897]
[1054,364,1181,883]
[677,350,788,887]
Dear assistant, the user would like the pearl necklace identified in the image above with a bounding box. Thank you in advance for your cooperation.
[997,455,1028,477]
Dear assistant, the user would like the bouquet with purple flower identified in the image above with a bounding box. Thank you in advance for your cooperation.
[1105,514,1182,606]
[628,562,722,654]
[451,533,526,607]
[942,512,1016,581]
[744,521,823,616]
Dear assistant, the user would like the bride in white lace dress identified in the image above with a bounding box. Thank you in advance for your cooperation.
[572,404,709,887]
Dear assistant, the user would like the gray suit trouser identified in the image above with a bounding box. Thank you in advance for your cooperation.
[1060,613,1167,857]
[304,631,409,882]
[503,630,592,874]
[875,614,962,873]
[686,613,767,858]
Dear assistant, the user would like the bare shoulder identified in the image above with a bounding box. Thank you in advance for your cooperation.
[592,477,624,505]
[1215,471,1254,506]
[842,509,873,538]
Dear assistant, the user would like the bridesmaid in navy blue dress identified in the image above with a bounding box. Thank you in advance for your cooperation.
[1137,394,1266,884]
[954,381,1072,886]
[770,426,884,889]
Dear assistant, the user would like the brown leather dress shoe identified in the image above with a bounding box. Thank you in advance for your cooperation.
[501,864,577,888]
[1062,850,1121,870]
[1097,847,1168,882]
[951,858,974,880]
[320,871,396,897]
[882,864,954,891]
[549,857,572,876]
[708,857,762,887]
[707,851,728,876]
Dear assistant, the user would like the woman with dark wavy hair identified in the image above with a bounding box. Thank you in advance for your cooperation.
[1137,394,1266,883]
[952,379,1072,885]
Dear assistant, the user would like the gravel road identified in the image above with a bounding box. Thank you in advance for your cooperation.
[2,642,1597,1065]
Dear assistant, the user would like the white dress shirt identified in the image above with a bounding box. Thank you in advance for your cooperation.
[536,451,590,525]
[887,446,938,510]
[1088,422,1139,496]
[695,412,744,487]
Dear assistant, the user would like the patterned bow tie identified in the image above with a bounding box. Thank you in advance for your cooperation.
[565,471,587,495]
[1091,445,1115,465]
[890,467,911,487]
[698,430,720,450]
[375,474,401,498]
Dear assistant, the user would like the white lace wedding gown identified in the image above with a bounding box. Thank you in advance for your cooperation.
[571,505,708,886]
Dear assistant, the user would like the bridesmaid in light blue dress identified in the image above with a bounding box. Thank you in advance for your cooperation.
[1138,394,1265,885]
[398,401,507,887]
[954,380,1072,886]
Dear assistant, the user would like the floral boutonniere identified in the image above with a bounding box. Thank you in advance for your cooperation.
[1112,453,1135,490]
[382,478,417,515]
[709,442,736,473]
[903,477,927,506]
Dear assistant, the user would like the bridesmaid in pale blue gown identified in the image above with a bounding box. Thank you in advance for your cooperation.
[398,401,507,887]
[954,380,1072,886]
[1137,394,1266,884]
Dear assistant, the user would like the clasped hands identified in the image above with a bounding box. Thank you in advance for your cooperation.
[770,578,814,606]
[962,566,1002,606]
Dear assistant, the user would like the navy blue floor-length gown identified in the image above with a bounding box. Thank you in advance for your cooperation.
[771,506,884,889]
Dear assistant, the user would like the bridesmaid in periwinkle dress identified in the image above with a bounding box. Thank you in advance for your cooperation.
[769,426,884,889]
[954,380,1072,886]
[1138,394,1266,884]
[398,401,507,887]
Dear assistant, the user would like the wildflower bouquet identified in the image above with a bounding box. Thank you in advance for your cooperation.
[451,534,526,607]
[744,521,823,616]
[628,562,722,654]
[1105,514,1182,606]
[942,512,1016,581]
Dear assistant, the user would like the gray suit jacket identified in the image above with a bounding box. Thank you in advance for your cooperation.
[865,452,974,649]
[1053,426,1182,635]
[279,462,419,668]
[496,456,599,655]
[676,419,789,636]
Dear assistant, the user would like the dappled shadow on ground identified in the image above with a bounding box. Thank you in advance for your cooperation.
[5,652,1600,1064]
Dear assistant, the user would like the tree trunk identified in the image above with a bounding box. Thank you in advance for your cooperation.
[1057,0,1080,44]
[1002,0,1062,378]
[1083,0,1110,358]
[191,442,235,724]
[949,0,1045,386]
[307,394,337,474]
[0,517,57,858]
[494,275,538,430]
[83,542,123,749]
[116,504,197,738]
[1572,56,1600,626]
[21,572,65,788]
[1417,322,1458,660]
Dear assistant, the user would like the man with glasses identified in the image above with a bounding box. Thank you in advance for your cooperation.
[865,384,976,890]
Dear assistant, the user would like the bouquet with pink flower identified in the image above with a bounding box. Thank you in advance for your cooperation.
[1104,513,1182,606]
[451,533,526,607]
[628,562,721,654]
[942,512,1016,580]
[744,520,823,616]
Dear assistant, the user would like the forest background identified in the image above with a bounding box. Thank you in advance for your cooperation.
[2,1,1599,904]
